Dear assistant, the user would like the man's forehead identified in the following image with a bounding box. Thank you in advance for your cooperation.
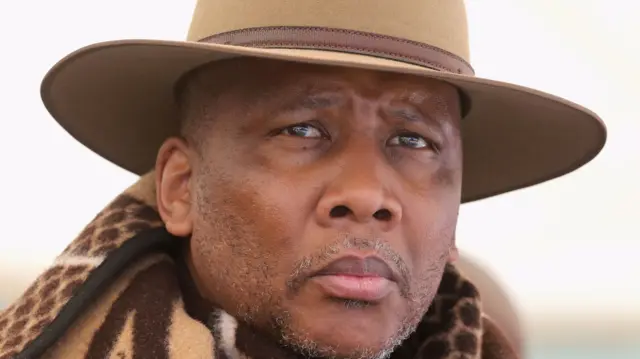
[182,58,458,104]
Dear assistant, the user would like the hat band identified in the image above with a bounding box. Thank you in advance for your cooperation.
[200,26,474,76]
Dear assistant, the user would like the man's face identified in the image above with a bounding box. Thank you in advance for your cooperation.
[157,58,463,359]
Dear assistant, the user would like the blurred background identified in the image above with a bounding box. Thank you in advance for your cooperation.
[0,0,638,358]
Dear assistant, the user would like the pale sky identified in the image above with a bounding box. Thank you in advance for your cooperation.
[0,0,638,343]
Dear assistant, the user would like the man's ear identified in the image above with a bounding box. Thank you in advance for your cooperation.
[448,244,459,263]
[448,232,459,263]
[155,137,194,237]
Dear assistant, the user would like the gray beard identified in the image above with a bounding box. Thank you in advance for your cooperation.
[224,298,426,359]
[279,319,417,359]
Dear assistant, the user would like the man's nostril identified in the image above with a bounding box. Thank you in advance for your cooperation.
[329,205,350,218]
[373,209,392,221]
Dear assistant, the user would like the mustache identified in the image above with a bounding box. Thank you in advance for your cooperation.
[286,234,411,298]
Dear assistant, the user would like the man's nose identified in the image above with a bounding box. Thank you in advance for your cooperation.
[315,156,402,231]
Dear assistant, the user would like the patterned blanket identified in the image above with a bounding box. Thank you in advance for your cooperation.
[0,172,518,359]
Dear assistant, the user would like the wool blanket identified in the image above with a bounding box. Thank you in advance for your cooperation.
[0,172,519,359]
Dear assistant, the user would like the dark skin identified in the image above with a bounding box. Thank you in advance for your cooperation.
[155,58,463,359]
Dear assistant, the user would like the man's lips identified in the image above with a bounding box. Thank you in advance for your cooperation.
[314,256,396,280]
[310,256,398,302]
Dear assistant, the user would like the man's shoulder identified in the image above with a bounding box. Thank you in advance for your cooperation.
[481,315,520,359]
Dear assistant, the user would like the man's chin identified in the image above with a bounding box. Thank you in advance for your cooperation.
[279,311,413,359]
[281,330,402,359]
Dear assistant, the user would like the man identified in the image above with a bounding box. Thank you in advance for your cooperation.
[0,0,605,358]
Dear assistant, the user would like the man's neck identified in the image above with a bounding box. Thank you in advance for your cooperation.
[233,320,309,359]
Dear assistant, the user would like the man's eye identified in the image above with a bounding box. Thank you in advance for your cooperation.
[280,124,324,138]
[388,133,437,151]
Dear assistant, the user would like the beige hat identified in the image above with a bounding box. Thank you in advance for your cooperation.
[41,0,606,203]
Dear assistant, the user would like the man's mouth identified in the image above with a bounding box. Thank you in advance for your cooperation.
[310,256,398,302]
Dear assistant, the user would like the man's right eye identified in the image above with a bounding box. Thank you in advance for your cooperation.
[279,123,325,139]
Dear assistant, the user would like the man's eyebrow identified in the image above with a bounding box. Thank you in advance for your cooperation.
[388,90,452,127]
[385,106,427,123]
[277,84,347,112]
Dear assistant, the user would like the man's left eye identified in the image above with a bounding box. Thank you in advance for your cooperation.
[388,133,433,150]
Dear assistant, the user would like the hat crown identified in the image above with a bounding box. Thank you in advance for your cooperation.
[186,0,471,63]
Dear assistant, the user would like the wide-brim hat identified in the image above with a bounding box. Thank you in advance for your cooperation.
[40,0,606,203]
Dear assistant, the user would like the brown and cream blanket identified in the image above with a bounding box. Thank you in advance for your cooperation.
[0,172,519,359]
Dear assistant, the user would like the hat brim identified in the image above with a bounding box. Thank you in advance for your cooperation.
[41,39,606,203]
